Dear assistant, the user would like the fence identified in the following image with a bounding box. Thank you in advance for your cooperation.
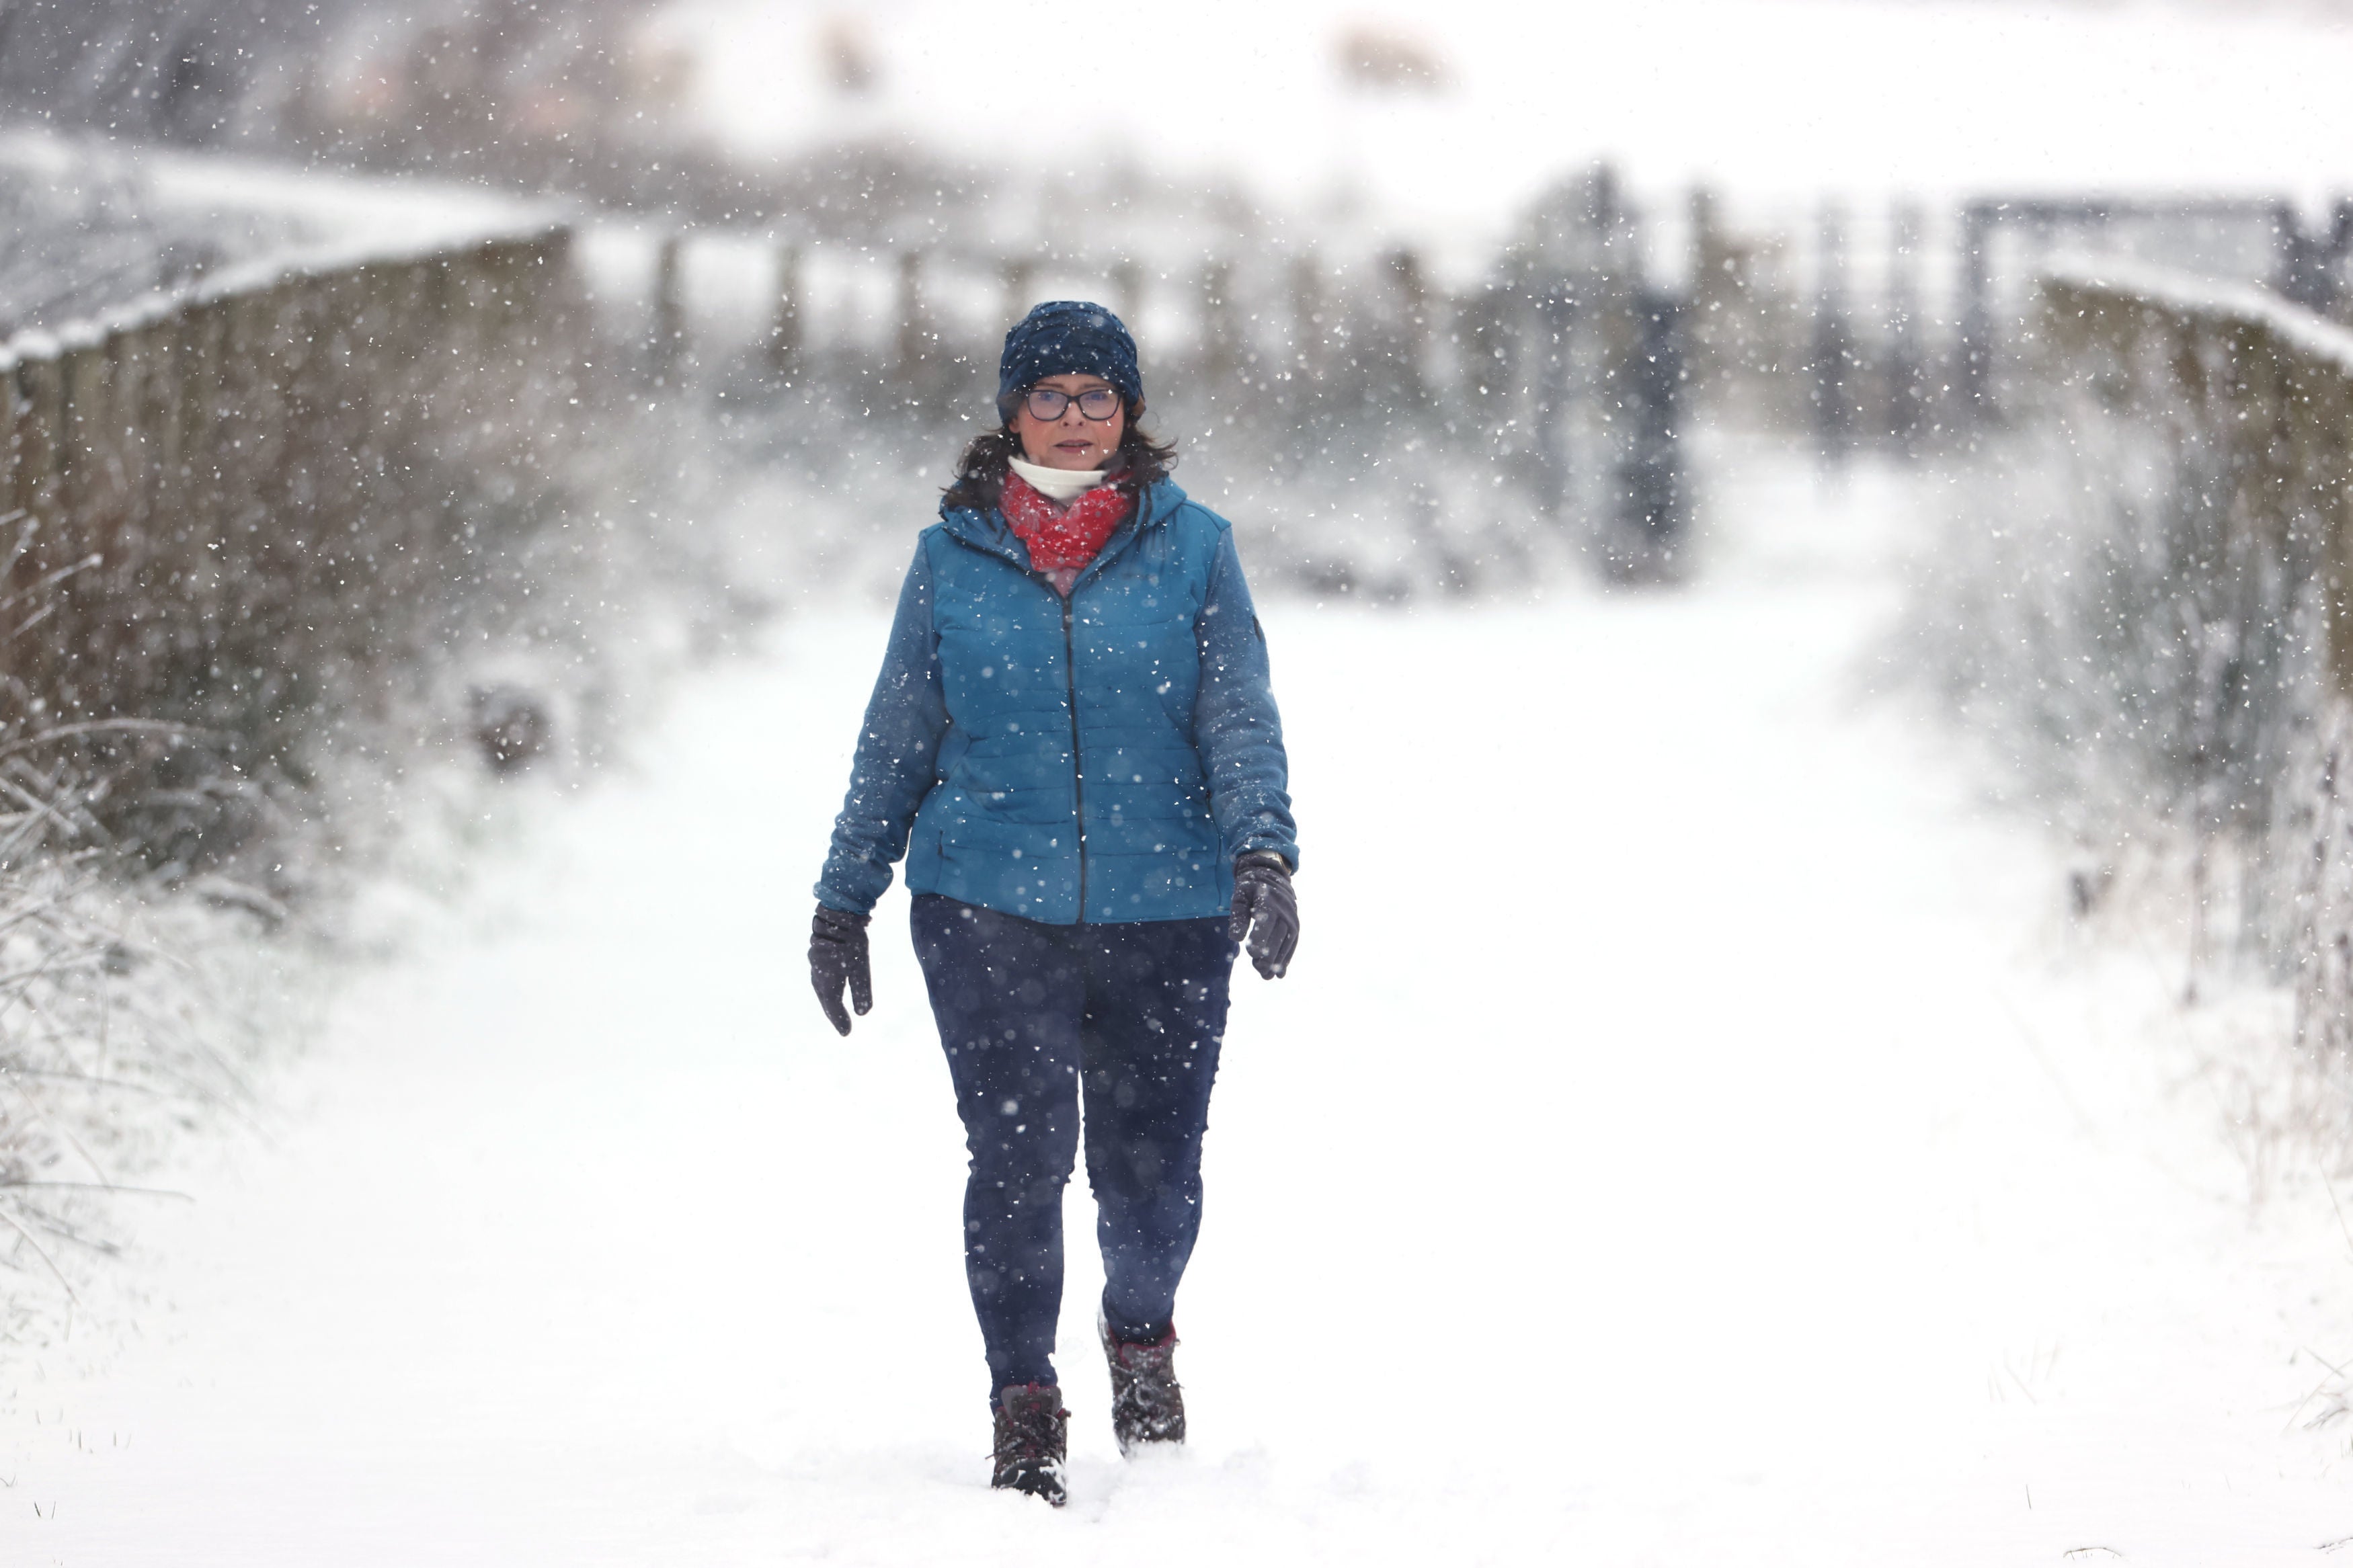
[621,177,1698,583]
[623,183,2348,480]
[2032,259,2353,1039]
[1691,191,2353,454]
[0,220,583,860]
[593,183,2353,607]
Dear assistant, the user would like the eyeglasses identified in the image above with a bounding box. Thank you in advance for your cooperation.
[1023,386,1123,422]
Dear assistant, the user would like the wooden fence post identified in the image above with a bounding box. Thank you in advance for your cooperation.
[2331,370,2353,700]
[1000,255,1035,333]
[57,337,116,710]
[1530,284,1576,516]
[58,339,104,540]
[0,358,19,702]
[1289,252,1323,382]
[0,356,16,520]
[5,353,61,706]
[183,300,225,601]
[95,326,146,679]
[145,315,185,560]
[15,355,61,537]
[896,249,928,383]
[1685,187,1732,396]
[1616,287,1687,571]
[1199,258,1236,388]
[1810,202,1856,461]
[770,245,802,382]
[1455,282,1512,424]
[1387,247,1430,405]
[1111,259,1144,334]
[108,327,149,548]
[651,233,686,380]
[1886,204,1927,452]
[1956,201,1997,423]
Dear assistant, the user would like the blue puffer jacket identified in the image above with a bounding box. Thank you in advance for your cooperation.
[815,478,1295,925]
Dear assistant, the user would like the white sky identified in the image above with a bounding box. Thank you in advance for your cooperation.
[653,0,2353,270]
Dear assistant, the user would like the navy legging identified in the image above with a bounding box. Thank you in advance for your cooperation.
[911,893,1234,1403]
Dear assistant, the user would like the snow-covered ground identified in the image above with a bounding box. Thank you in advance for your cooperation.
[4,447,2348,1564]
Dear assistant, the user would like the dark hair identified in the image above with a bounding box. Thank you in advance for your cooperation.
[943,400,1178,512]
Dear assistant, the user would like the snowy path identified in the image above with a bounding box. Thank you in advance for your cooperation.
[7,457,2352,1565]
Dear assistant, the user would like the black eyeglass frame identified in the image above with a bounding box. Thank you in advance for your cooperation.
[1021,385,1125,422]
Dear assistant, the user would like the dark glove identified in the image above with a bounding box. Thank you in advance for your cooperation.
[809,904,873,1036]
[1228,852,1298,980]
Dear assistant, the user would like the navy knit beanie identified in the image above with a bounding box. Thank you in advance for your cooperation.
[997,300,1142,423]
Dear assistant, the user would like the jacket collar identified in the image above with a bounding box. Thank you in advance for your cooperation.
[940,477,1187,587]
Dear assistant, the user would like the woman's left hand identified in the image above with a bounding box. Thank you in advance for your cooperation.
[809,904,874,1034]
[1228,853,1298,980]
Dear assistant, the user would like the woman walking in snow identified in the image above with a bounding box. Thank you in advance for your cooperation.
[807,300,1298,1507]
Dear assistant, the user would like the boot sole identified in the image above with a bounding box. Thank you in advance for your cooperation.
[993,1464,1068,1508]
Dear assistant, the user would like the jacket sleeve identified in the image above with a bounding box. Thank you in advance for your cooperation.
[814,539,950,913]
[1193,527,1299,870]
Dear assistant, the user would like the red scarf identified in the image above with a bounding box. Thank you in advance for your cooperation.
[1001,470,1133,582]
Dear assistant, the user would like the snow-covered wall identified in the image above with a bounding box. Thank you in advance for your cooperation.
[2043,254,2353,384]
[0,202,587,860]
[1921,258,2353,1035]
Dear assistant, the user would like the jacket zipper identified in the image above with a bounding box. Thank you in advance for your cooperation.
[1060,589,1088,922]
[946,495,1152,926]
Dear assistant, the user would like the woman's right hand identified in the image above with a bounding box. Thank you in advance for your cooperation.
[809,905,873,1035]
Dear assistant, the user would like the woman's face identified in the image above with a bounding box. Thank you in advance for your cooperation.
[1010,372,1128,470]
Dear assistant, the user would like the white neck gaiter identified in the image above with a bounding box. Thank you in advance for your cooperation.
[1008,454,1109,504]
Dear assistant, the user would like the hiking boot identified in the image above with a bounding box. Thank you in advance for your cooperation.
[1099,1315,1186,1455]
[991,1383,1069,1507]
